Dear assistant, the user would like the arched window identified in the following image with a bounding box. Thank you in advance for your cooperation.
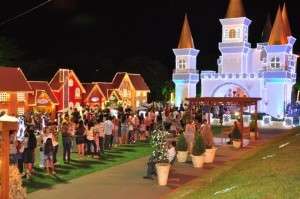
[75,88,81,99]
[229,29,236,38]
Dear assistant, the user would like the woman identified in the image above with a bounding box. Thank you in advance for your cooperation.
[23,126,37,179]
[61,122,72,163]
[120,115,129,144]
[86,121,97,157]
[184,119,196,153]
[51,124,59,165]
[44,138,55,175]
[200,119,214,149]
[76,120,86,159]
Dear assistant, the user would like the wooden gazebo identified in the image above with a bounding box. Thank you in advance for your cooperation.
[186,97,261,147]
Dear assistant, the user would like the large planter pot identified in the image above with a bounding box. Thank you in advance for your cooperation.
[233,140,241,149]
[177,151,188,163]
[204,148,217,163]
[250,132,256,140]
[155,163,170,186]
[191,155,204,168]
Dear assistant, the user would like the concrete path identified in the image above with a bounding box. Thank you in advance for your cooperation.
[29,130,287,199]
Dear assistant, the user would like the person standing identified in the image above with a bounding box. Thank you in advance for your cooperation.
[120,115,128,144]
[23,126,37,179]
[76,120,86,159]
[94,117,104,157]
[51,124,59,165]
[184,119,196,153]
[44,138,55,175]
[61,122,72,163]
[104,116,113,149]
[86,122,97,157]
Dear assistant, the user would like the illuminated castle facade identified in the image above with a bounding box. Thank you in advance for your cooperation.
[173,0,298,119]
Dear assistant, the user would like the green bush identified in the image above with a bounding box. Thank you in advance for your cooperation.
[232,126,241,140]
[176,133,188,151]
[192,134,206,156]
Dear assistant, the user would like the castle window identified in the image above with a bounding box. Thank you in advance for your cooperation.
[270,56,280,69]
[75,88,81,99]
[0,92,9,102]
[229,29,236,38]
[178,59,186,69]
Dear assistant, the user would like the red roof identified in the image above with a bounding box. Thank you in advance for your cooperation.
[128,74,150,91]
[28,81,59,105]
[96,82,115,99]
[49,68,86,93]
[82,83,105,102]
[112,72,126,88]
[0,66,32,92]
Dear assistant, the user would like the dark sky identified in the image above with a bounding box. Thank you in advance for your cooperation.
[0,0,299,83]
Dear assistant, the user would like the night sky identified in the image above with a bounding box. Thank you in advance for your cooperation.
[0,0,299,87]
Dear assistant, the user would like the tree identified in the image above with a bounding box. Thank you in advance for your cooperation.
[161,80,174,102]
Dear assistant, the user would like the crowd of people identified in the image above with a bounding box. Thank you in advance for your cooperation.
[5,103,222,179]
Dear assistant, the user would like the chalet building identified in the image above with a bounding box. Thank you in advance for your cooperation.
[82,83,106,109]
[49,69,86,112]
[28,81,59,117]
[0,67,32,116]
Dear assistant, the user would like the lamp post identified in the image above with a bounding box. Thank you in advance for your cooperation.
[0,114,18,199]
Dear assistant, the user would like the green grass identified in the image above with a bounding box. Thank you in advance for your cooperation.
[168,128,300,199]
[24,141,151,193]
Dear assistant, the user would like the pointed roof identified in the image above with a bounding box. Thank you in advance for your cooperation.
[261,14,272,42]
[282,3,292,36]
[28,81,59,105]
[177,14,194,49]
[225,0,246,18]
[268,6,288,45]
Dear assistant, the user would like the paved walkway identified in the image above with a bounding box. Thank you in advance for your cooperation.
[29,130,287,199]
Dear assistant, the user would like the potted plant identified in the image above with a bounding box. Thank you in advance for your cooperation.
[176,133,188,163]
[191,134,206,168]
[232,126,242,148]
[201,126,217,163]
[151,129,170,186]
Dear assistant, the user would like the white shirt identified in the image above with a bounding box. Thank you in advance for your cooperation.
[104,120,113,135]
[167,146,176,163]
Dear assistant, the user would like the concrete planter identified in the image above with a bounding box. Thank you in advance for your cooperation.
[191,155,204,168]
[204,148,217,163]
[155,163,170,186]
[177,151,188,163]
[233,140,241,149]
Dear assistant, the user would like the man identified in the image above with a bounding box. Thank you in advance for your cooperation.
[104,116,113,150]
[61,122,72,163]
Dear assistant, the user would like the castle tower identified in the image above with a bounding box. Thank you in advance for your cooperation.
[218,0,252,74]
[263,5,298,118]
[172,14,199,107]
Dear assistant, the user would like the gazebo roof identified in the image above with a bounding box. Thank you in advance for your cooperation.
[186,97,261,106]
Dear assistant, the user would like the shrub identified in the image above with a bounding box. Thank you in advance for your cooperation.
[232,126,241,140]
[176,133,188,151]
[150,129,169,163]
[192,134,206,156]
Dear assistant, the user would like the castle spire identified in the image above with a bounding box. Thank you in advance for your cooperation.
[261,14,272,42]
[177,14,194,49]
[225,0,246,18]
[268,6,287,45]
[282,3,292,36]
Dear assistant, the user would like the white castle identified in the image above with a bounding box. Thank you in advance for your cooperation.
[172,0,298,119]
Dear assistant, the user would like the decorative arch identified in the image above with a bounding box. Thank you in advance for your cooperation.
[211,82,250,97]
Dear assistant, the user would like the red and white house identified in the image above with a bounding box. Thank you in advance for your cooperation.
[82,83,106,109]
[28,81,59,117]
[49,69,86,112]
[0,66,33,116]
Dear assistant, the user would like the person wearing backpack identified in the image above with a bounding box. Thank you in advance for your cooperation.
[23,126,37,179]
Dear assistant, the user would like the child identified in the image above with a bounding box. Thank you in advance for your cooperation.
[44,138,55,175]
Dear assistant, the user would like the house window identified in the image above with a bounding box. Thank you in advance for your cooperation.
[68,79,74,87]
[136,91,141,97]
[270,56,280,69]
[17,107,25,115]
[229,29,236,38]
[142,91,147,97]
[0,92,9,102]
[178,59,186,69]
[17,92,25,102]
[75,88,81,99]
[136,100,140,108]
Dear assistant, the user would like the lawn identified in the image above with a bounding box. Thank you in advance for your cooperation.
[168,128,300,199]
[24,141,151,193]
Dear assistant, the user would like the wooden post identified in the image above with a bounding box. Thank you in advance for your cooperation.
[0,124,10,199]
[255,103,258,140]
[240,104,244,148]
[208,105,211,125]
